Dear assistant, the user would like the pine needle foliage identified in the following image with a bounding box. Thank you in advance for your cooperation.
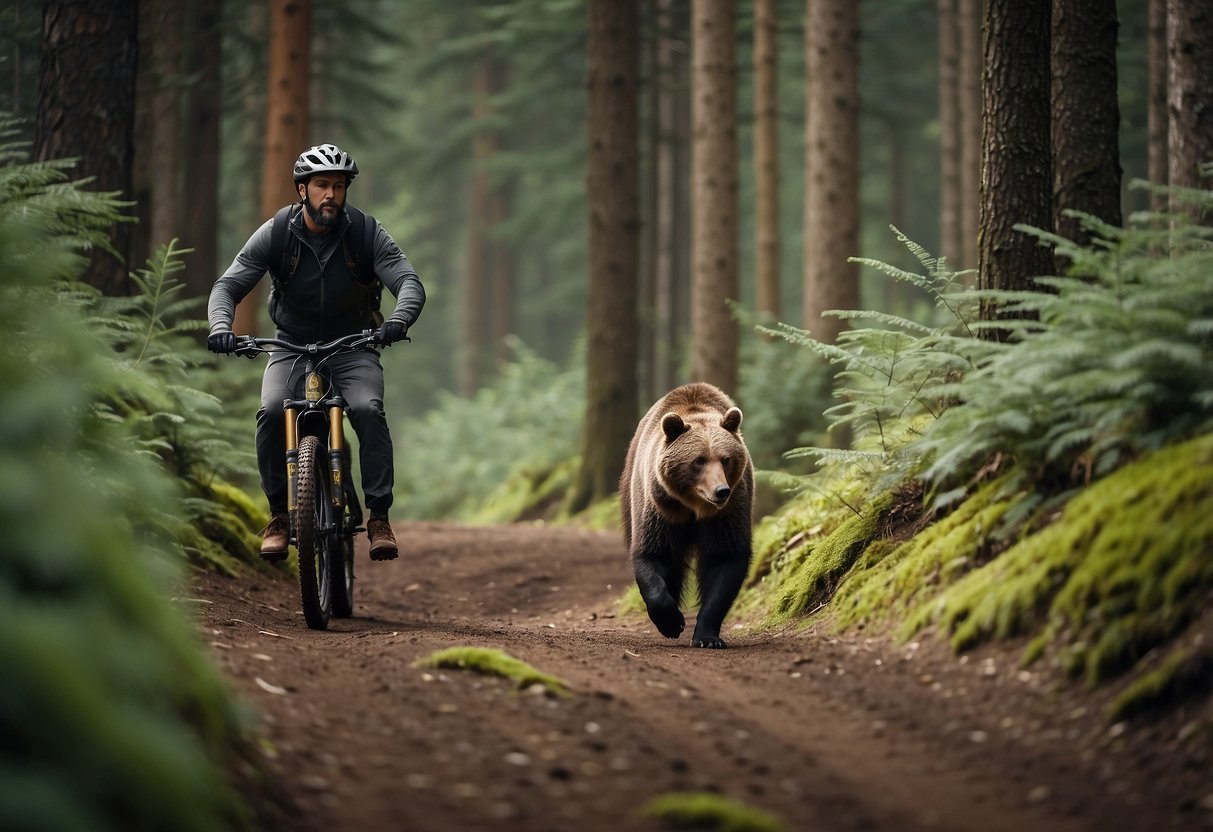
[0,145,251,827]
[916,207,1213,507]
[760,226,996,502]
[768,201,1213,516]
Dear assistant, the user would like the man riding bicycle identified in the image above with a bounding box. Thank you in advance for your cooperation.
[207,143,425,563]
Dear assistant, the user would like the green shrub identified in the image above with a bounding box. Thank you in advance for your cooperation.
[392,336,584,520]
[0,191,250,828]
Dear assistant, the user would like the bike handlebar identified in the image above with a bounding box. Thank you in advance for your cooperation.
[234,330,381,358]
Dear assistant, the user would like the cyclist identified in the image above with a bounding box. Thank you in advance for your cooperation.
[207,143,424,563]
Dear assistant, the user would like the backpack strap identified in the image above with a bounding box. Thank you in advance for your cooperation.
[268,203,301,285]
[342,205,378,286]
[343,205,384,325]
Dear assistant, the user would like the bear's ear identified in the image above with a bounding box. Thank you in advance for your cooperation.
[661,412,688,443]
[721,406,743,433]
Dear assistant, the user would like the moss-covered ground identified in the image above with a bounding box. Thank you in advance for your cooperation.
[734,432,1213,718]
[415,646,572,697]
[641,791,787,832]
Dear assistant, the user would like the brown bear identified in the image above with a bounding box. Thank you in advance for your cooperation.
[620,382,753,648]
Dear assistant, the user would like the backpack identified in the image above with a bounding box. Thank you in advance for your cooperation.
[266,203,384,325]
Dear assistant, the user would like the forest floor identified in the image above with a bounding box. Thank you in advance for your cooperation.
[190,521,1212,832]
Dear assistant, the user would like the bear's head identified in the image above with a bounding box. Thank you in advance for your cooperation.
[658,405,746,518]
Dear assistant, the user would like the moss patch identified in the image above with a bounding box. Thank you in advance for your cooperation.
[468,459,576,525]
[414,647,571,697]
[1109,648,1213,722]
[906,433,1213,683]
[761,490,895,627]
[826,479,1015,637]
[642,791,786,832]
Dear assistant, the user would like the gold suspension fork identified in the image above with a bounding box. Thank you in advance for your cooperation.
[284,402,300,513]
[328,405,345,510]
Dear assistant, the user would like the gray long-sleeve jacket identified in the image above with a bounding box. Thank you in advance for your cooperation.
[207,204,425,342]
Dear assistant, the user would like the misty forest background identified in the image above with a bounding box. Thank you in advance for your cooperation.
[3,0,1213,828]
[8,0,1207,523]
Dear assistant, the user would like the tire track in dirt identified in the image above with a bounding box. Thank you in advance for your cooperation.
[192,521,1202,832]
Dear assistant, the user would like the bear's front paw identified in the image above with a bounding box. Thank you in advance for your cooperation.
[647,602,685,639]
[691,632,727,649]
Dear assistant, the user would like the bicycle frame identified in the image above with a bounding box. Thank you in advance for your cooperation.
[235,330,379,628]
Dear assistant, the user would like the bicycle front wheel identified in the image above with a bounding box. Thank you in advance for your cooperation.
[294,434,333,630]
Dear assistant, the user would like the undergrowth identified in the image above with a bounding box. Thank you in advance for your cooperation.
[744,186,1213,713]
[392,337,584,522]
[0,126,252,828]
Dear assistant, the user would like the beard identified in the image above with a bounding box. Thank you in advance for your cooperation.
[304,197,344,229]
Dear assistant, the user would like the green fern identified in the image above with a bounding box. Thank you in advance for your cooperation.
[0,141,251,828]
[768,199,1213,518]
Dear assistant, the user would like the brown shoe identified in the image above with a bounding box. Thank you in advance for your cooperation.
[259,513,289,563]
[367,515,398,561]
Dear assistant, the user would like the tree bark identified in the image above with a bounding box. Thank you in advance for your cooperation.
[938,0,962,265]
[182,0,223,298]
[1166,0,1213,218]
[803,0,860,347]
[133,0,185,272]
[489,123,515,370]
[460,57,494,395]
[1052,0,1122,257]
[235,0,311,335]
[668,4,693,393]
[690,0,740,392]
[753,0,781,322]
[35,0,139,296]
[979,0,1054,330]
[568,0,641,514]
[958,0,982,271]
[1147,0,1168,212]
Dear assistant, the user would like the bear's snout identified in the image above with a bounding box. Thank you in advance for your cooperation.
[714,484,732,502]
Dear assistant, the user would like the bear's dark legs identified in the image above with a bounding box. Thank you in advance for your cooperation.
[691,525,751,648]
[632,527,689,639]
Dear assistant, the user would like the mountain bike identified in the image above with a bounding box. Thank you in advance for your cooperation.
[235,330,380,630]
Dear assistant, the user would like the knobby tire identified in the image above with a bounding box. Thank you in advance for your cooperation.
[295,434,332,630]
[330,457,357,618]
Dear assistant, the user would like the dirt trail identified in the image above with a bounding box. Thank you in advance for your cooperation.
[192,521,1209,832]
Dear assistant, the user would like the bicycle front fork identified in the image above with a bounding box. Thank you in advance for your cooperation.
[282,402,347,517]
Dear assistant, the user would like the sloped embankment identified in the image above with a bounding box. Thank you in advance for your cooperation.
[746,432,1213,722]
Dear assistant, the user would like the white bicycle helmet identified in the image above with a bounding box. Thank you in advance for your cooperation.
[293,143,359,183]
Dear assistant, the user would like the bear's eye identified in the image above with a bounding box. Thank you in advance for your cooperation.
[694,456,707,467]
[721,456,731,468]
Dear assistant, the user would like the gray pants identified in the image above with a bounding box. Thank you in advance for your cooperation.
[256,349,394,516]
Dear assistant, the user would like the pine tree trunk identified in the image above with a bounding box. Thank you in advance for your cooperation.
[690,0,740,392]
[1052,0,1122,257]
[129,0,189,273]
[753,0,780,322]
[235,0,310,335]
[568,0,641,514]
[641,0,660,403]
[979,0,1054,329]
[668,4,693,392]
[1166,0,1213,218]
[803,0,860,347]
[1147,0,1168,213]
[958,0,982,271]
[460,57,494,395]
[650,0,680,400]
[35,0,139,296]
[183,0,222,298]
[937,0,962,265]
[490,167,514,368]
